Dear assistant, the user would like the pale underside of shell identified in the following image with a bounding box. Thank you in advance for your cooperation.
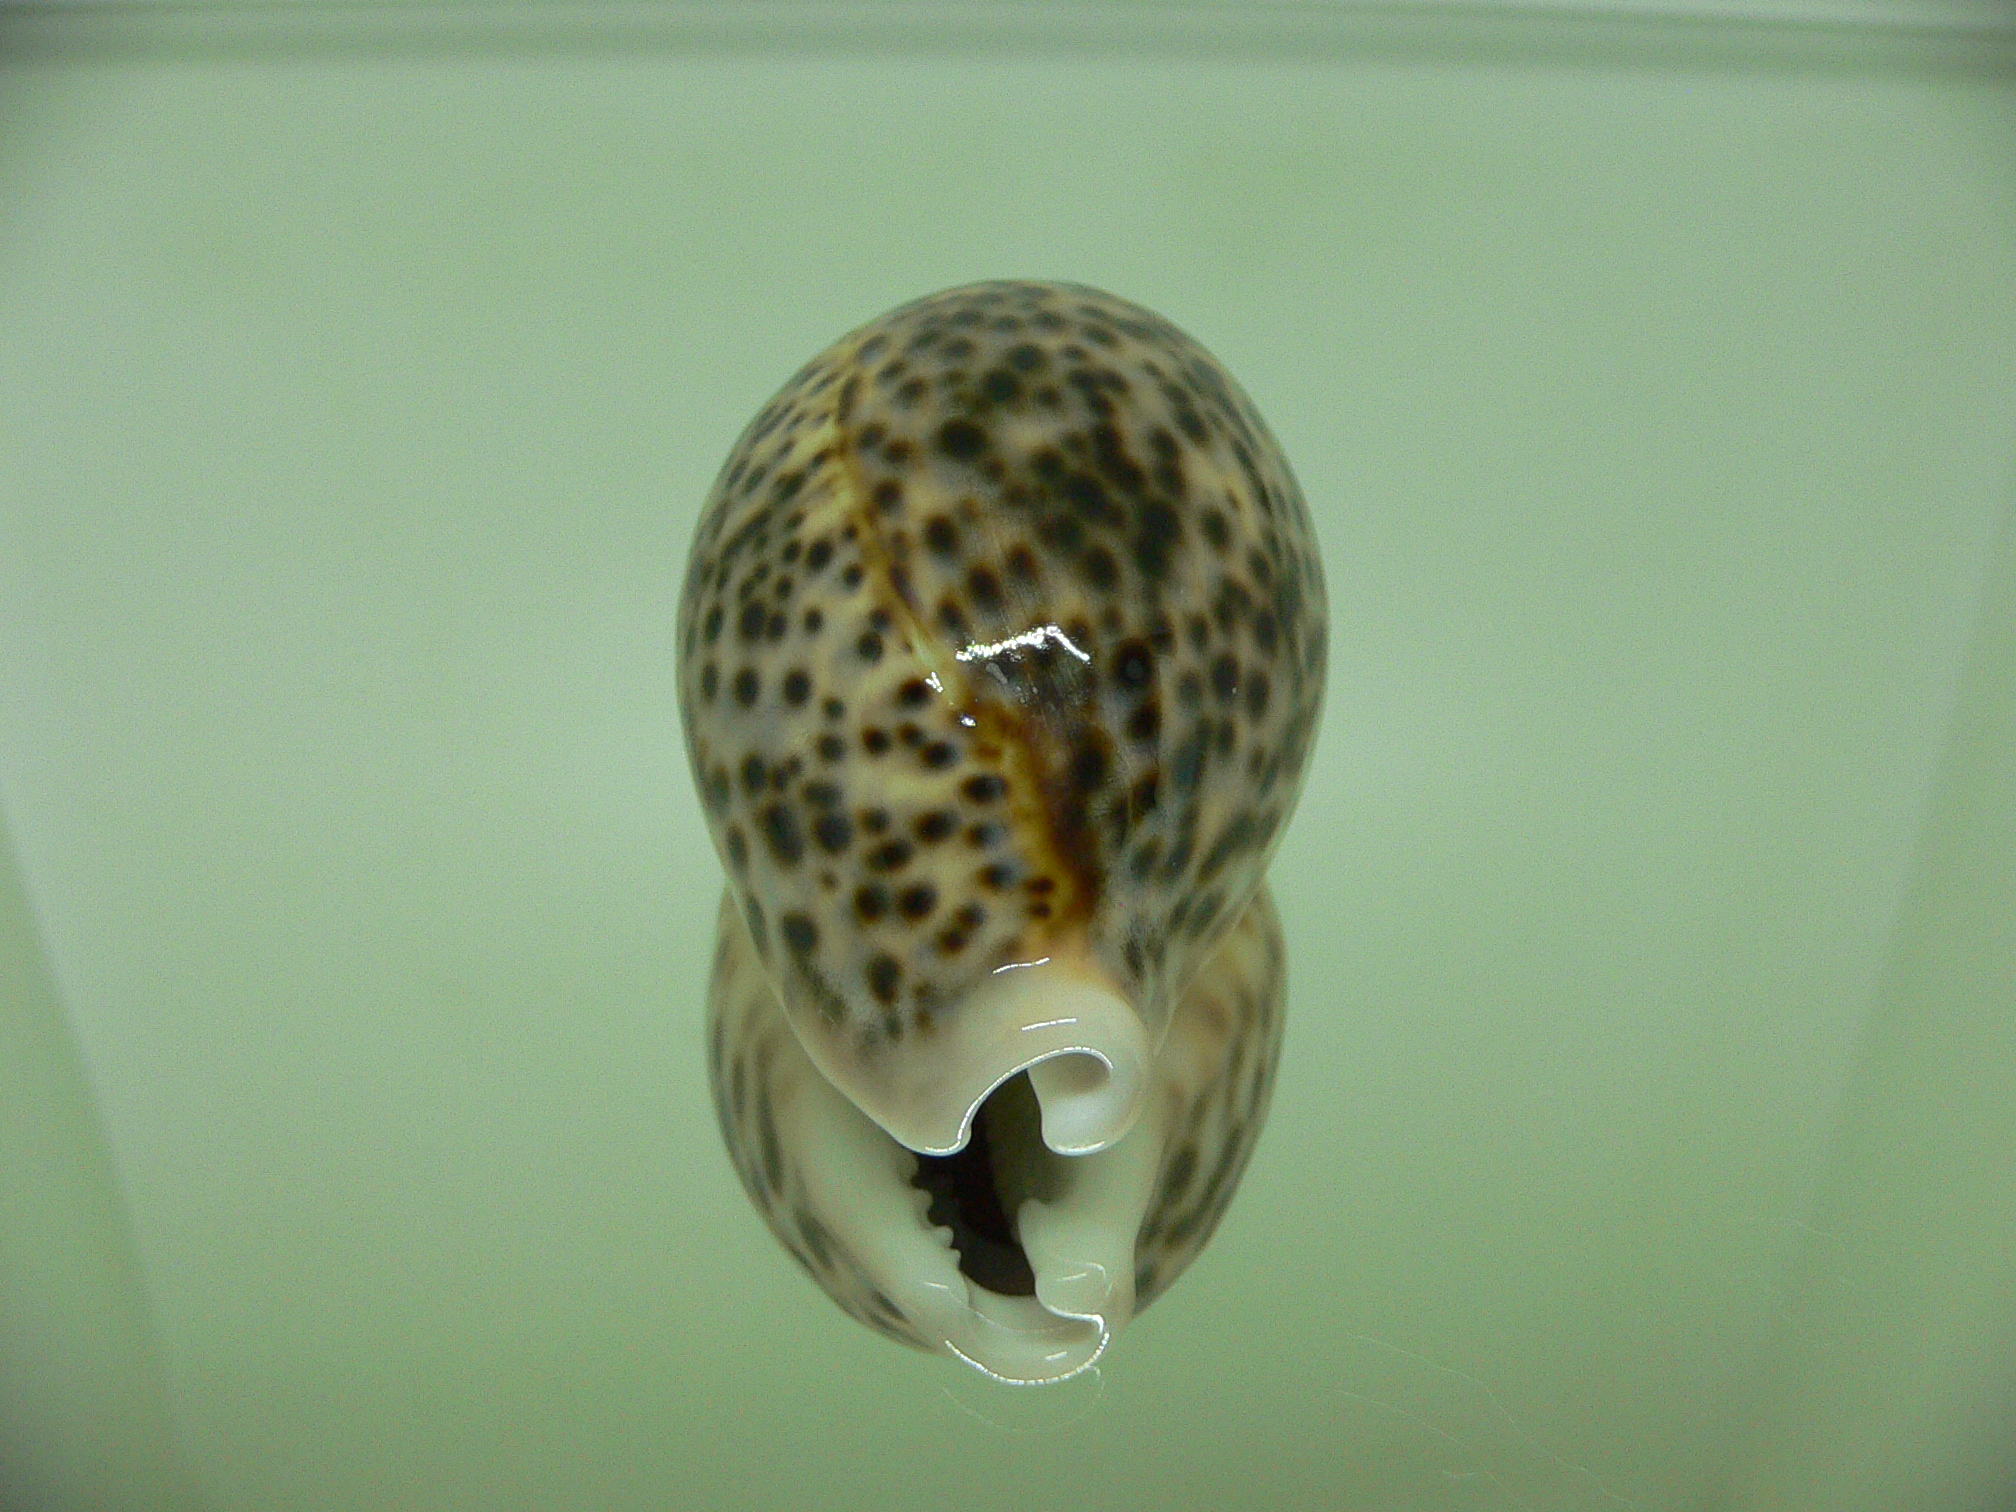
[707,880,1285,1383]
[676,280,1326,1380]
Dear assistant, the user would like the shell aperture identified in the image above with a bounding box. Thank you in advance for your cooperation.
[678,281,1326,1382]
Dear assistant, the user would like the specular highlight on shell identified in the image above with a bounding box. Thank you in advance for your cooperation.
[678,280,1326,1382]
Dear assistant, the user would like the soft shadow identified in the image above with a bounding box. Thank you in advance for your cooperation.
[0,795,206,1512]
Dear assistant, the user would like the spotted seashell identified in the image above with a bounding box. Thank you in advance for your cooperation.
[678,281,1326,1381]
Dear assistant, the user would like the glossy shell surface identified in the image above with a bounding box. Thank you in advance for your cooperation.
[678,280,1325,1380]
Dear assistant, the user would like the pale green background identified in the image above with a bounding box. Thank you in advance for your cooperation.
[3,7,2014,1509]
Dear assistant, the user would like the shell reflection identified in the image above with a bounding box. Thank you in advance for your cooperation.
[678,281,1326,1381]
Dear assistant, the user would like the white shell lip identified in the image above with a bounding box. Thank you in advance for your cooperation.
[782,1016,1163,1385]
[798,954,1151,1159]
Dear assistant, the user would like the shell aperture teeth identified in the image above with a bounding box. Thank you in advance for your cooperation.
[702,874,1287,1384]
[781,1016,1147,1382]
[908,1073,1046,1297]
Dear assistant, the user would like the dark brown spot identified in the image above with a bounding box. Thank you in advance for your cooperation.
[939,419,986,460]
[1039,512,1083,554]
[1251,610,1278,655]
[867,838,914,872]
[1081,546,1118,591]
[1244,671,1271,720]
[967,566,1003,610]
[1172,726,1209,793]
[1069,736,1111,795]
[1211,654,1240,702]
[759,804,804,867]
[865,953,902,1005]
[1130,772,1161,818]
[781,913,818,956]
[1113,639,1153,691]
